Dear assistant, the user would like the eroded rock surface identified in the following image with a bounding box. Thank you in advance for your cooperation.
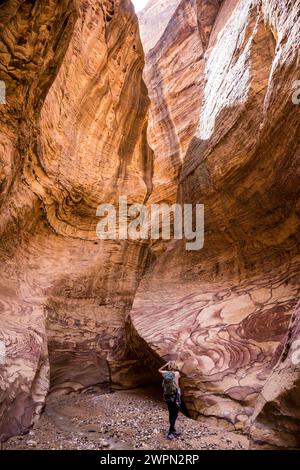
[0,0,153,441]
[142,0,223,258]
[137,0,180,53]
[130,0,300,445]
[250,301,300,448]
[0,0,299,449]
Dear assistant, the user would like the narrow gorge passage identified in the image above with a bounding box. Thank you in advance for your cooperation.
[0,0,300,454]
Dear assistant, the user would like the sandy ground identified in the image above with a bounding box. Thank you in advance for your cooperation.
[5,385,249,451]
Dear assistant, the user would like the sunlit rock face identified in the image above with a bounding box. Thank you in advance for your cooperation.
[137,0,180,53]
[0,0,153,441]
[142,0,222,258]
[130,0,300,445]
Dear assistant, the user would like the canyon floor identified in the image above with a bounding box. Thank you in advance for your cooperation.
[4,385,249,451]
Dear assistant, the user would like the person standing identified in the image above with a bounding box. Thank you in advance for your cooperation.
[159,361,181,439]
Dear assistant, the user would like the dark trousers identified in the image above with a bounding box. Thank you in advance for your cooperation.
[166,400,180,434]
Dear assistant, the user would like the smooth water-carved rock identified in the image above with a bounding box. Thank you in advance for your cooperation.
[130,0,300,442]
[0,0,78,442]
[0,0,153,441]
[142,0,223,258]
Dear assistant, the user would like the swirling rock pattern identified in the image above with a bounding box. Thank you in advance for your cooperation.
[0,0,78,442]
[249,301,300,448]
[130,0,300,444]
[0,0,153,441]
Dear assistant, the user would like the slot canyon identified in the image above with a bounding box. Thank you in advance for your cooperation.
[0,0,300,451]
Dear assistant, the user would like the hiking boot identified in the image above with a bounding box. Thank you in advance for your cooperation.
[166,432,175,440]
[172,431,181,438]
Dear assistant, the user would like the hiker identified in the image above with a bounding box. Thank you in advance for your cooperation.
[159,361,181,439]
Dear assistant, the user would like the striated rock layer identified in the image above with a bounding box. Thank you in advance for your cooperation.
[250,301,300,448]
[137,0,180,53]
[130,0,300,446]
[0,0,154,441]
[142,0,223,257]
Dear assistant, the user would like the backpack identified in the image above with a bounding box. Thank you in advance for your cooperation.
[162,371,178,399]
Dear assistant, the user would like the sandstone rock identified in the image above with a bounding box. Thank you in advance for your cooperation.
[137,0,180,53]
[142,0,222,257]
[27,440,38,447]
[0,0,154,441]
[99,438,109,448]
[250,301,300,449]
[0,0,78,442]
[0,0,299,450]
[130,0,300,442]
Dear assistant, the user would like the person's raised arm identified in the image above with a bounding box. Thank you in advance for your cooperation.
[158,361,171,375]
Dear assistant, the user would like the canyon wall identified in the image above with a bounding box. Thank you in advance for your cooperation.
[130,0,300,447]
[137,0,180,53]
[250,301,300,448]
[0,0,153,441]
[140,0,222,256]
